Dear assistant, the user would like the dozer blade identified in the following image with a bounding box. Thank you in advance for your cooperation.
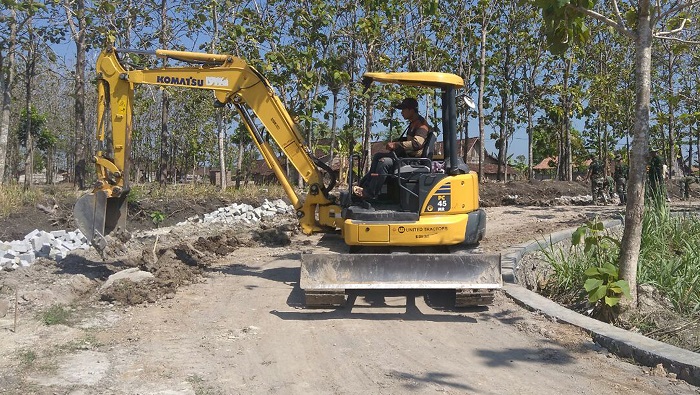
[300,252,501,295]
[74,191,128,250]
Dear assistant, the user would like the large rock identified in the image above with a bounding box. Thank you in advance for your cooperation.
[100,268,155,291]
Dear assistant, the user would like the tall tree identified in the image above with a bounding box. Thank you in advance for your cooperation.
[158,0,170,183]
[0,4,20,184]
[536,0,700,306]
[62,0,88,188]
[475,1,497,182]
[20,6,37,190]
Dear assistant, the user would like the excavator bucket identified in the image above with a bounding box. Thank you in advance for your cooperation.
[74,191,128,250]
[300,252,502,307]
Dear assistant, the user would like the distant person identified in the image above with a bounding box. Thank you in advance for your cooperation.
[680,174,698,200]
[613,154,628,205]
[647,148,664,199]
[584,154,605,205]
[353,98,430,200]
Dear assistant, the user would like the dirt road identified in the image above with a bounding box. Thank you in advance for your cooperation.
[1,205,697,394]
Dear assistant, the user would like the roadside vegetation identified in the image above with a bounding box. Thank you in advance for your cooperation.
[541,197,700,349]
[0,184,52,218]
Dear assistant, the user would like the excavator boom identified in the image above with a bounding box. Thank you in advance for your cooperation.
[75,47,340,248]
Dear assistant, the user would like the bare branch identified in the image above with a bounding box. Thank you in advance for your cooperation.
[611,0,627,29]
[656,0,700,21]
[61,0,79,42]
[569,5,634,38]
[655,18,689,36]
[652,34,700,44]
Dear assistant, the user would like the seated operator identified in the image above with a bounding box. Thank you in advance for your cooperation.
[353,97,430,200]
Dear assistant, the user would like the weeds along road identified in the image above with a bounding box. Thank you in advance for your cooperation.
[1,205,697,394]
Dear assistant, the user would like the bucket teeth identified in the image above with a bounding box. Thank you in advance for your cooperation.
[73,190,128,250]
[74,191,107,246]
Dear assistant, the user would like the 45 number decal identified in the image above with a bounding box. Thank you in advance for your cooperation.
[426,194,451,212]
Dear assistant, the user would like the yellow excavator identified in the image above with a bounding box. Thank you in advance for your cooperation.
[75,46,501,308]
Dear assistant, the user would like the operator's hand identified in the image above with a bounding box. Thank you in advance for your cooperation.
[386,142,398,151]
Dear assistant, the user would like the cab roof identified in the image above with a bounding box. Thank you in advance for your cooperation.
[362,72,464,89]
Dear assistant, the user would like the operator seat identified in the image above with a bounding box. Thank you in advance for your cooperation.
[396,131,436,176]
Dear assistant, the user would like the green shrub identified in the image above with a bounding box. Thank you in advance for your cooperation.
[541,218,626,320]
[18,350,37,367]
[584,263,630,306]
[150,210,166,226]
[40,305,70,326]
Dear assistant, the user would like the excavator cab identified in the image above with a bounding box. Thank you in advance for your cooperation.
[300,73,501,308]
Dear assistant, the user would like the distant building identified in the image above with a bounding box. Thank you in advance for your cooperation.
[533,157,557,180]
[248,137,519,183]
[533,156,589,180]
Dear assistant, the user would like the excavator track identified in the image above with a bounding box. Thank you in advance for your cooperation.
[455,288,496,307]
[304,290,347,308]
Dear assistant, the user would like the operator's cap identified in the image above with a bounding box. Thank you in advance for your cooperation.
[395,98,418,110]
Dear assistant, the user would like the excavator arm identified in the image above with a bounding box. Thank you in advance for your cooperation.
[75,47,340,248]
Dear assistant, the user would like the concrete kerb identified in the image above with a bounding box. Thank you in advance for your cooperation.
[500,218,700,386]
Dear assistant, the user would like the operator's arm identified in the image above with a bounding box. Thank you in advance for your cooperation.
[388,122,429,156]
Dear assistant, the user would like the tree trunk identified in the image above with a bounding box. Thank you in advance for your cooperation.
[526,91,534,181]
[561,57,572,181]
[75,0,86,188]
[46,146,53,184]
[159,91,169,184]
[330,90,338,163]
[217,112,226,190]
[666,52,676,177]
[477,16,487,182]
[236,143,243,189]
[496,77,507,180]
[63,0,87,190]
[158,0,170,184]
[0,8,17,185]
[619,2,652,307]
[210,7,227,190]
[363,95,373,175]
[23,13,38,191]
[687,126,692,175]
[556,125,562,180]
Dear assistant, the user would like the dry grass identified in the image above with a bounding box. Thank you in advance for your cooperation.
[128,182,290,204]
[0,184,43,218]
[0,183,79,218]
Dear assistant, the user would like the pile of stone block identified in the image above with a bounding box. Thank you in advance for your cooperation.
[0,229,89,270]
[184,199,295,225]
